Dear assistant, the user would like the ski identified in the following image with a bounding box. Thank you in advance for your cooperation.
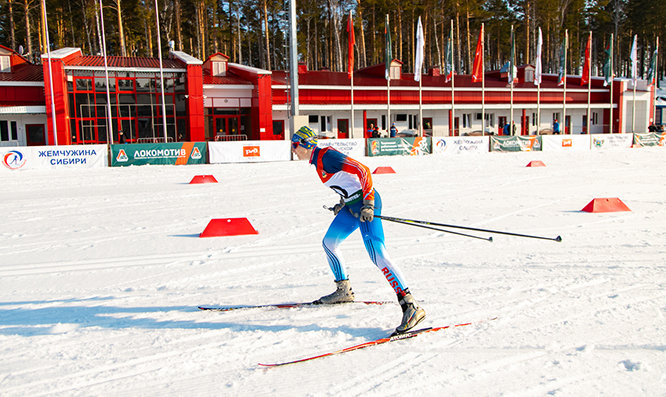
[258,317,498,367]
[198,300,395,312]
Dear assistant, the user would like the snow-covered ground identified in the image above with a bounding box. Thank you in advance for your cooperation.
[1,147,665,396]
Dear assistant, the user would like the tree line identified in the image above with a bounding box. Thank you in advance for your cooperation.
[0,0,663,81]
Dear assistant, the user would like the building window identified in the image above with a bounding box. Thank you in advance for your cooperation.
[390,65,400,80]
[0,120,18,141]
[0,56,10,73]
[273,120,284,136]
[308,115,318,124]
[212,62,226,76]
[67,70,188,144]
[462,114,472,128]
[485,113,495,127]
[525,69,534,82]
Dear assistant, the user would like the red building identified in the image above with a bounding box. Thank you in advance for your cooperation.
[0,45,656,147]
[0,45,47,146]
[272,60,654,138]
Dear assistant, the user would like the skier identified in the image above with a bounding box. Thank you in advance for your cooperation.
[291,126,426,334]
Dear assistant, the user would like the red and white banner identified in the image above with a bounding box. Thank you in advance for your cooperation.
[209,141,292,163]
[541,135,590,151]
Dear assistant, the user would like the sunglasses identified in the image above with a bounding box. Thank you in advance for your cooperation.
[292,136,314,150]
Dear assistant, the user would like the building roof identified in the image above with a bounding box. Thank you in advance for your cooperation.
[272,62,619,91]
[0,62,43,83]
[203,72,253,86]
[65,55,185,70]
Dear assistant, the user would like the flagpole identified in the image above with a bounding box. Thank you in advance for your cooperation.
[510,25,514,135]
[587,31,592,134]
[349,12,355,138]
[609,34,614,134]
[633,84,636,133]
[450,20,455,136]
[418,74,423,136]
[654,37,659,127]
[563,30,568,135]
[610,72,614,134]
[630,34,638,133]
[416,17,424,137]
[536,27,542,135]
[351,71,355,137]
[154,0,168,142]
[98,0,113,144]
[481,23,485,136]
[41,0,58,145]
[386,14,391,135]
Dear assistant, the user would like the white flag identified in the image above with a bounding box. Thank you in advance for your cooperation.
[630,34,638,85]
[414,17,424,82]
[534,27,542,85]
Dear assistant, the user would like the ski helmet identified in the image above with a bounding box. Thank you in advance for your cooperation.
[291,126,318,149]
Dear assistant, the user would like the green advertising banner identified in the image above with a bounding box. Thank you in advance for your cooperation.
[367,137,431,157]
[490,135,542,152]
[110,142,207,166]
[633,132,666,147]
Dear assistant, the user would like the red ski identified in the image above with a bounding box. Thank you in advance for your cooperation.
[198,300,394,312]
[258,317,497,367]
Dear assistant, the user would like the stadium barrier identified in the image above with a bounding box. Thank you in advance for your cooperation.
[1,144,107,171]
[1,132,662,172]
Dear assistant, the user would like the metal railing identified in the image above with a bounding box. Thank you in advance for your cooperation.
[214,134,248,141]
[136,137,174,143]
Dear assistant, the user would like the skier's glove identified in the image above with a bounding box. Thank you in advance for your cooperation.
[333,197,345,215]
[359,200,375,222]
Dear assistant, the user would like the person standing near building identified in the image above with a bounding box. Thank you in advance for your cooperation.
[290,126,426,335]
[367,123,375,138]
[553,119,560,134]
[372,125,381,138]
[390,123,398,138]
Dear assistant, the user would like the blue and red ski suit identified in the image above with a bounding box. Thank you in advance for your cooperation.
[309,146,409,296]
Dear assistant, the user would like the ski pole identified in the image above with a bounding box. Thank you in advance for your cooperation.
[382,216,493,242]
[378,215,562,242]
[323,206,492,242]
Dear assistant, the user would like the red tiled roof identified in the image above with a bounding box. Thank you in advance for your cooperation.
[65,55,185,69]
[273,64,605,91]
[0,63,43,82]
[203,72,253,85]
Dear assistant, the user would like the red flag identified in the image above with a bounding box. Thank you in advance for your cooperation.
[471,25,484,83]
[347,12,355,79]
[581,33,591,86]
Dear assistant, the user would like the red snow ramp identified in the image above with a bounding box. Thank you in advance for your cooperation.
[199,218,259,237]
[190,175,218,184]
[373,166,396,174]
[581,198,631,213]
[526,161,546,167]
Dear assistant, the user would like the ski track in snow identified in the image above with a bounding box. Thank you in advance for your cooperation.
[1,148,666,396]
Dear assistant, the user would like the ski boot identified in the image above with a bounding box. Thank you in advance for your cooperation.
[313,279,355,304]
[393,291,426,335]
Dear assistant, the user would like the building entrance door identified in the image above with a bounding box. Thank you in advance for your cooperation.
[26,124,46,146]
[214,116,241,140]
